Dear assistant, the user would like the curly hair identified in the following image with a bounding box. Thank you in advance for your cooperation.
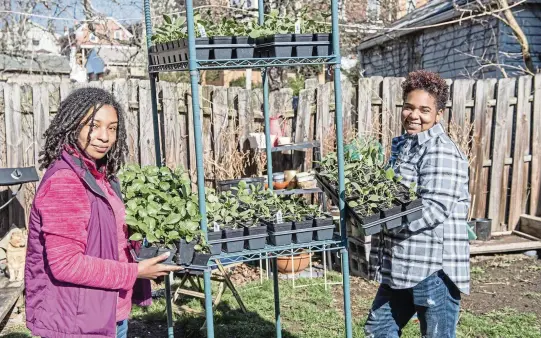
[38,87,128,179]
[402,70,449,111]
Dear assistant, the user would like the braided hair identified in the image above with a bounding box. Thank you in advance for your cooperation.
[39,87,128,179]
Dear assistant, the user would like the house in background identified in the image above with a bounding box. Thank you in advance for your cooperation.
[357,0,541,79]
[64,17,146,80]
[25,22,62,55]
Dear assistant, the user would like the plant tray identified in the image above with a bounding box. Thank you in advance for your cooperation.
[264,221,293,246]
[207,230,222,255]
[315,173,424,236]
[243,224,268,250]
[222,228,245,253]
[256,41,331,58]
[293,219,313,244]
[149,38,212,65]
[130,248,177,266]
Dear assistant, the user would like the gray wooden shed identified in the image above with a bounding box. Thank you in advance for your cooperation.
[357,0,541,79]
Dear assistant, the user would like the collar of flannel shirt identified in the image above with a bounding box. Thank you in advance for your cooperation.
[404,122,445,145]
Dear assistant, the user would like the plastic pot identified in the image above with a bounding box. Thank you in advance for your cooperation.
[314,33,332,56]
[403,198,423,222]
[207,230,222,255]
[223,227,245,253]
[266,220,293,246]
[137,246,158,259]
[267,34,293,58]
[381,204,403,230]
[293,218,313,244]
[211,36,234,60]
[192,253,212,266]
[217,177,265,194]
[157,248,175,264]
[294,33,314,57]
[243,223,268,250]
[234,36,255,59]
[175,239,196,265]
[472,218,492,241]
[195,37,210,60]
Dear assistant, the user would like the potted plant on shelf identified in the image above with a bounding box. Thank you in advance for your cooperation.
[119,164,206,266]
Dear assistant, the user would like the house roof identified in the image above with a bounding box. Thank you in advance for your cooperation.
[74,17,134,39]
[0,54,70,74]
[95,46,146,66]
[357,0,538,51]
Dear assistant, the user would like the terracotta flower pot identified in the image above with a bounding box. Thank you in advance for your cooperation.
[275,252,312,274]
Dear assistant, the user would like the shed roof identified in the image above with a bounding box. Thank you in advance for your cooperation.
[357,0,536,51]
[0,53,70,74]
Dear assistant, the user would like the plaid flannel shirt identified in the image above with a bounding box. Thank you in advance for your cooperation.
[369,123,471,294]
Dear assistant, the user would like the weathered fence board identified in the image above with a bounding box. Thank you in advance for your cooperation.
[531,74,541,217]
[1,76,540,236]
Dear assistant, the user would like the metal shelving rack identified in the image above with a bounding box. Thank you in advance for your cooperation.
[142,0,352,337]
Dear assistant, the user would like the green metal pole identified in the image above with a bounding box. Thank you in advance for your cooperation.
[330,0,352,336]
[185,1,214,337]
[143,0,162,167]
[144,1,173,337]
[259,0,273,190]
[262,70,273,190]
[272,257,282,338]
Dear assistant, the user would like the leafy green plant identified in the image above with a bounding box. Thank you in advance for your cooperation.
[119,164,204,249]
[288,75,305,96]
[151,14,188,44]
[299,10,332,33]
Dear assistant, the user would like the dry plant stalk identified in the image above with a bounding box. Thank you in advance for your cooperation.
[448,119,476,167]
[203,120,253,182]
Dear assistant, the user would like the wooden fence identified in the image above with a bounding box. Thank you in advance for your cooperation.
[0,75,540,236]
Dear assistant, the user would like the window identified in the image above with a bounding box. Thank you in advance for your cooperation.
[114,30,123,40]
[89,33,98,43]
[368,0,381,21]
[32,39,39,46]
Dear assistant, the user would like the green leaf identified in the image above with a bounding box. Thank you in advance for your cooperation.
[129,233,143,241]
[187,201,197,217]
[165,213,181,225]
[385,168,395,180]
[146,232,158,243]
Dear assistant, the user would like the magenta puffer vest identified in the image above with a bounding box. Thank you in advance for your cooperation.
[25,151,151,337]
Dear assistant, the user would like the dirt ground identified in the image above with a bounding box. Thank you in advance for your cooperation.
[331,253,541,320]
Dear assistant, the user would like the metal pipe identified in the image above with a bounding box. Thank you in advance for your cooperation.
[203,270,214,338]
[263,69,273,190]
[340,249,353,338]
[272,257,282,338]
[186,0,213,336]
[143,0,162,167]
[331,0,352,336]
[258,0,264,25]
[164,272,175,338]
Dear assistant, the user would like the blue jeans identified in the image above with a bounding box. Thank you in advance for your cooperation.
[116,320,128,338]
[364,270,461,338]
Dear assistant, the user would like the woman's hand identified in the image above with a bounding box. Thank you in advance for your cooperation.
[137,252,183,279]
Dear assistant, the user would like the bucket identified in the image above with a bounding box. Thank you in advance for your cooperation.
[472,218,492,241]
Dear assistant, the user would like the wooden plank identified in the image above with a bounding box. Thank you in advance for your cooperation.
[509,76,532,229]
[161,82,183,169]
[212,87,228,180]
[531,74,541,216]
[293,88,315,170]
[187,87,196,180]
[48,82,60,114]
[202,86,213,181]
[176,83,190,170]
[32,83,50,177]
[488,78,515,231]
[0,281,24,323]
[114,80,137,164]
[357,78,372,136]
[451,79,474,127]
[470,238,541,255]
[381,77,403,155]
[370,77,383,145]
[316,83,331,156]
[138,80,155,166]
[21,85,35,221]
[4,84,25,226]
[472,79,497,219]
[341,79,354,135]
[0,82,7,235]
[518,214,541,239]
[59,81,72,101]
[237,89,252,150]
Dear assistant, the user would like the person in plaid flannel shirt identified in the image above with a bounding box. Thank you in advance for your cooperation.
[364,70,470,338]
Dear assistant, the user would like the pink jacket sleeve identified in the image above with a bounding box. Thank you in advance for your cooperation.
[38,169,138,291]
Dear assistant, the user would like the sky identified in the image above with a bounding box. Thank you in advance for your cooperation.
[27,0,144,32]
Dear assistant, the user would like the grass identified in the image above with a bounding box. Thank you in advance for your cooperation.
[3,275,541,337]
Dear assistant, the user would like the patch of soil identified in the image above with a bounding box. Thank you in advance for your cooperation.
[463,254,541,318]
[332,254,541,320]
